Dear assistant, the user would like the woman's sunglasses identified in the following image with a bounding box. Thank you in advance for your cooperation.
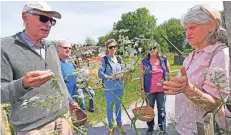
[149,47,157,51]
[108,46,116,49]
[189,5,215,20]
[27,11,56,26]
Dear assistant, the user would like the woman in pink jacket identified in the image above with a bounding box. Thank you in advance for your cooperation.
[163,5,230,135]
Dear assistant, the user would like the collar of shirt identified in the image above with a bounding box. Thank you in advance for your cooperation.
[195,42,222,54]
[21,31,42,49]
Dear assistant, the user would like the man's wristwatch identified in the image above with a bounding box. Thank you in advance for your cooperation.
[141,88,144,91]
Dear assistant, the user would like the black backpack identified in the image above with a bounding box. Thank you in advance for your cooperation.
[103,56,122,73]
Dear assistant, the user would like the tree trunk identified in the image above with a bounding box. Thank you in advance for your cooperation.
[223,2,231,134]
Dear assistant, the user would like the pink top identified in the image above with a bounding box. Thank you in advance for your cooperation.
[141,59,164,93]
[175,43,230,135]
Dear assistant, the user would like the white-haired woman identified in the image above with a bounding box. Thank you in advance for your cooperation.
[163,5,230,135]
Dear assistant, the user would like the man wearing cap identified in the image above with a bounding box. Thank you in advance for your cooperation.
[1,1,78,135]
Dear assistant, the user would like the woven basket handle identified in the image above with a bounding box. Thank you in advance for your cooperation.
[135,98,150,108]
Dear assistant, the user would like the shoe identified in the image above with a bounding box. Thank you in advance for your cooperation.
[117,123,126,134]
[159,131,168,135]
[108,128,114,135]
[88,109,95,112]
[146,128,153,135]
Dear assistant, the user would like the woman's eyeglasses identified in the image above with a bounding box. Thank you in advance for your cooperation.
[27,11,56,26]
[108,46,116,49]
[149,47,157,51]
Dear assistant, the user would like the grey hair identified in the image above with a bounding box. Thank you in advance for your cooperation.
[56,39,72,49]
[217,28,228,45]
[181,5,222,45]
[23,9,35,27]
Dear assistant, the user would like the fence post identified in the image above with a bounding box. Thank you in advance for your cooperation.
[196,113,214,135]
[1,105,12,135]
[223,0,231,95]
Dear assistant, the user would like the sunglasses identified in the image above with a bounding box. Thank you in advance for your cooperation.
[189,5,215,20]
[108,46,116,49]
[27,11,56,26]
[149,47,157,51]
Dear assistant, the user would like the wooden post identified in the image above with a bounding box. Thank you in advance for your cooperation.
[0,105,12,135]
[196,113,214,135]
[223,2,231,135]
[223,0,231,92]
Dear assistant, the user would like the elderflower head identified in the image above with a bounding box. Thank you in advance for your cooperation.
[204,67,229,91]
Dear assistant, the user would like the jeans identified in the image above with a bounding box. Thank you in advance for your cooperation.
[104,89,123,127]
[76,87,95,111]
[146,92,166,131]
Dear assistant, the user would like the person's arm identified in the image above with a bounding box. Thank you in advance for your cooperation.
[167,60,171,73]
[1,54,53,103]
[140,61,144,90]
[1,54,29,102]
[183,82,222,112]
[184,50,229,111]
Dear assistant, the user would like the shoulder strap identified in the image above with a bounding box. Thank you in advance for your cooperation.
[201,44,227,84]
[208,44,227,66]
[103,56,111,73]
[162,56,169,72]
[103,56,123,73]
[116,56,122,64]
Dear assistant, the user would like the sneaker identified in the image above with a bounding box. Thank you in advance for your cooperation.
[88,109,95,112]
[146,128,153,135]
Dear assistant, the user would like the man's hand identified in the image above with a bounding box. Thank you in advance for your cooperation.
[70,102,80,111]
[22,70,54,89]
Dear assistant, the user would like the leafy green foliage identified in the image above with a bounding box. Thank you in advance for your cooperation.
[114,8,157,40]
[156,18,186,52]
[85,37,96,46]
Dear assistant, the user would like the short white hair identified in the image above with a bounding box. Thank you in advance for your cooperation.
[57,39,72,47]
[22,9,35,27]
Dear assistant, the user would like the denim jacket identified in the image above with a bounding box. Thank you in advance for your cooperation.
[142,56,169,93]
[98,55,124,90]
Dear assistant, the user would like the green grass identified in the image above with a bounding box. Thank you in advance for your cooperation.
[85,53,181,124]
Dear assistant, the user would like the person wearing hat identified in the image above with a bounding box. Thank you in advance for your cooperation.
[140,43,170,135]
[1,1,78,135]
[163,5,230,135]
[98,39,126,134]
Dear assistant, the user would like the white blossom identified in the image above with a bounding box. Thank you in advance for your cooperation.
[205,67,229,91]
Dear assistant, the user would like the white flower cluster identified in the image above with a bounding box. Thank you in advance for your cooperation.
[204,67,229,91]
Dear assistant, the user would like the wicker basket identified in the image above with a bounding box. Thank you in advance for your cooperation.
[132,98,155,122]
[71,109,88,127]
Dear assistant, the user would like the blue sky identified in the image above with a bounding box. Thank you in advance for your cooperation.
[1,1,224,44]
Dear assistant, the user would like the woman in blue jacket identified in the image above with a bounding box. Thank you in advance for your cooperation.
[98,39,126,134]
[140,44,170,135]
